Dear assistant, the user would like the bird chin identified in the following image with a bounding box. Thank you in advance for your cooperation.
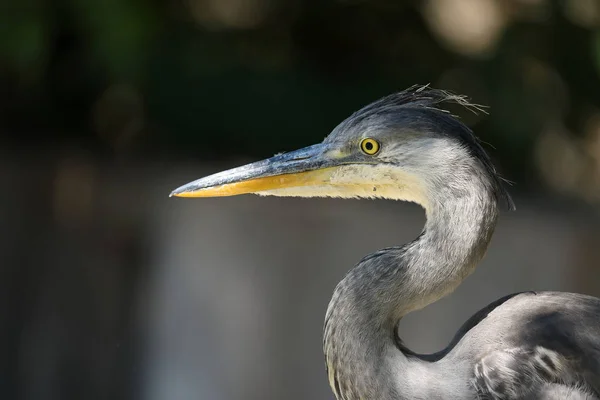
[256,164,429,208]
[256,185,375,199]
[256,184,427,206]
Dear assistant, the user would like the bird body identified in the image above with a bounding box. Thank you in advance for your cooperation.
[171,86,600,399]
[388,291,599,399]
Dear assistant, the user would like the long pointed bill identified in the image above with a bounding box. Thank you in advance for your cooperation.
[170,144,344,198]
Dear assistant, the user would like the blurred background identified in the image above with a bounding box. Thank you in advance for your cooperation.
[2,0,600,399]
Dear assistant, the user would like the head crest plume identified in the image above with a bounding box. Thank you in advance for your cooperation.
[343,84,515,211]
[353,84,487,117]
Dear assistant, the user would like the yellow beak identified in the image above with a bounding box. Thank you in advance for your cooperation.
[171,143,339,198]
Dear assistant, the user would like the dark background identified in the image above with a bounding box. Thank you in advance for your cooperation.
[1,1,600,399]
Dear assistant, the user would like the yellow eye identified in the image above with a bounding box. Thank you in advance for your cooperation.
[360,138,380,155]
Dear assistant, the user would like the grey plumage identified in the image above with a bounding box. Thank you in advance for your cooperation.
[171,85,600,400]
[321,87,600,399]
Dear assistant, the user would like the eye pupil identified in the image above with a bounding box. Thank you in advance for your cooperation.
[365,142,373,150]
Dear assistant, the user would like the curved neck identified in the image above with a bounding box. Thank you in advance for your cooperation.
[324,171,498,400]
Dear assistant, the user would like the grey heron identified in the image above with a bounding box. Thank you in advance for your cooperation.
[171,86,600,399]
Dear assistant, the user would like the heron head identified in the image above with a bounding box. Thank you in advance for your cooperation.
[171,85,513,210]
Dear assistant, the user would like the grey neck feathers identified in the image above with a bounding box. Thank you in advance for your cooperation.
[323,160,499,400]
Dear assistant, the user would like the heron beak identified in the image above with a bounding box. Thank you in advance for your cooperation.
[170,144,343,198]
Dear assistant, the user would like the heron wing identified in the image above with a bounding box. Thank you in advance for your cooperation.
[532,383,599,399]
[474,346,588,398]
[464,292,600,399]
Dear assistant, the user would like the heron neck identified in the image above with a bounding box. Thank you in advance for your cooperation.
[324,175,498,399]
[400,186,499,316]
